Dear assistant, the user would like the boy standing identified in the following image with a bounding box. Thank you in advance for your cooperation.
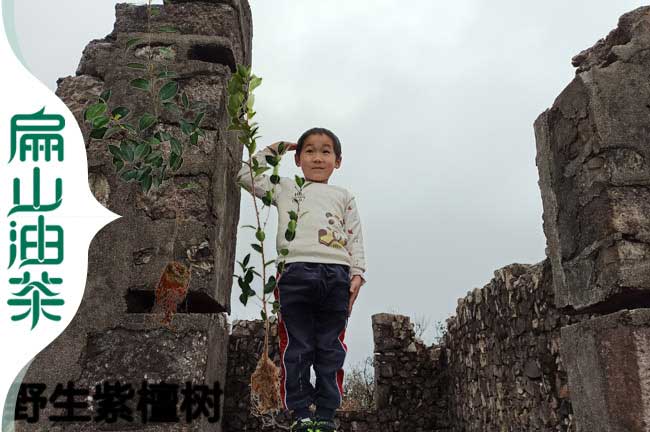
[236,127,367,432]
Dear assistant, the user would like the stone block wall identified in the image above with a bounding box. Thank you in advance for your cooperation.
[443,261,594,432]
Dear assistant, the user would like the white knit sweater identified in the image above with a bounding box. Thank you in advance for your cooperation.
[236,145,367,285]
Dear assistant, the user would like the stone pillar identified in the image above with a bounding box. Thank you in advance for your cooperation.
[12,1,251,431]
[371,313,448,430]
[534,6,650,431]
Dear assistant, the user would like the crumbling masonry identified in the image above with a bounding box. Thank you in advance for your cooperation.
[10,2,650,432]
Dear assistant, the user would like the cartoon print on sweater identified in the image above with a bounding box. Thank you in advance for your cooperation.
[318,211,347,249]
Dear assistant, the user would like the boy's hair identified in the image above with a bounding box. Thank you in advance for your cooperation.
[296,127,342,160]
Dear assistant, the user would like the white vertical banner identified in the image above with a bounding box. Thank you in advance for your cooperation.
[0,0,121,428]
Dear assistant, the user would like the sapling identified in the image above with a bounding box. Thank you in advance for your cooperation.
[226,65,310,419]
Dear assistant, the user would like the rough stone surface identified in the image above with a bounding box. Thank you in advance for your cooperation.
[534,5,650,312]
[533,6,650,431]
[444,261,595,432]
[12,2,251,431]
[560,309,650,432]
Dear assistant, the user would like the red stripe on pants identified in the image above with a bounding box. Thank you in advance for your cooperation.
[336,320,348,401]
[273,270,289,409]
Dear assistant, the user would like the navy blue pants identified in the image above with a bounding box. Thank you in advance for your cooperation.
[273,262,350,416]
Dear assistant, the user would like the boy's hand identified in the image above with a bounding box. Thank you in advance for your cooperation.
[269,141,297,153]
[348,275,363,316]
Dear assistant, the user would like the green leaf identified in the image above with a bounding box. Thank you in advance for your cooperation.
[237,64,249,77]
[92,115,110,129]
[237,276,247,290]
[288,220,297,232]
[158,25,179,33]
[264,155,276,166]
[280,248,289,256]
[120,169,139,181]
[243,253,251,267]
[137,165,152,181]
[239,292,248,306]
[138,113,157,131]
[90,127,108,139]
[159,81,178,101]
[256,229,265,242]
[241,225,257,230]
[104,127,122,140]
[125,37,142,50]
[249,76,262,92]
[111,107,130,121]
[251,243,263,253]
[260,309,267,321]
[190,132,198,146]
[85,102,107,121]
[295,175,305,187]
[264,259,275,268]
[285,229,295,242]
[194,112,205,126]
[182,92,189,109]
[288,210,298,221]
[112,157,124,171]
[264,276,276,294]
[170,153,183,171]
[108,144,124,159]
[145,150,163,164]
[120,141,134,162]
[170,137,182,156]
[130,78,150,92]
[245,270,254,284]
[158,70,178,79]
[135,142,151,160]
[141,173,152,193]
[254,166,271,176]
[163,102,181,114]
[126,63,147,70]
[99,89,112,103]
[180,120,193,136]
[270,174,280,185]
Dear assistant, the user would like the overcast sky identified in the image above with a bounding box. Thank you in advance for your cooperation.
[13,0,647,369]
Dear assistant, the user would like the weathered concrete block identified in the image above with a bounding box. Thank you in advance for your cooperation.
[534,6,650,311]
[14,313,229,432]
[560,308,650,432]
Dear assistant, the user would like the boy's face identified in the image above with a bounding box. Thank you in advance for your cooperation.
[295,133,341,184]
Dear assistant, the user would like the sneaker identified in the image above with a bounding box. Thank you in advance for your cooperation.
[312,417,337,432]
[290,417,316,432]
